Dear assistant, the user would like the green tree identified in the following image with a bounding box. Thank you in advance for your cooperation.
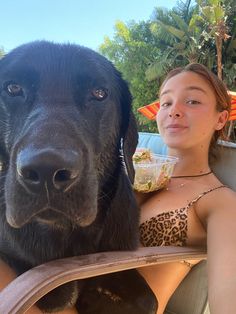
[220,0,236,89]
[196,0,236,140]
[196,0,230,80]
[222,23,236,89]
[99,0,236,135]
[145,0,216,82]
[99,20,159,131]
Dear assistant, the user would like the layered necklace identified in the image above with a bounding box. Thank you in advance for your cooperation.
[166,170,213,191]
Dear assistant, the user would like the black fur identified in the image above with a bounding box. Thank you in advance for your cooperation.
[0,41,157,313]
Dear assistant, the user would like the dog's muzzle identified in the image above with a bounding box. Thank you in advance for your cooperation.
[16,148,80,194]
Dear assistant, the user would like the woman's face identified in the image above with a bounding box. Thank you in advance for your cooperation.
[156,71,228,151]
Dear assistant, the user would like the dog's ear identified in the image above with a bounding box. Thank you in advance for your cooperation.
[122,112,138,183]
[118,77,138,184]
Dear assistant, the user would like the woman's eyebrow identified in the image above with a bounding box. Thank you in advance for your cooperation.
[186,86,207,94]
[160,89,171,97]
[160,86,207,97]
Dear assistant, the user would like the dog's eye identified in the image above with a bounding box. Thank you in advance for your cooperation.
[91,88,108,101]
[4,82,23,97]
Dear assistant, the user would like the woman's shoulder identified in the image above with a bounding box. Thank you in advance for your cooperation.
[195,180,236,223]
[208,184,236,212]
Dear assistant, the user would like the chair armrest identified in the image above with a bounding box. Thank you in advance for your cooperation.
[0,246,206,314]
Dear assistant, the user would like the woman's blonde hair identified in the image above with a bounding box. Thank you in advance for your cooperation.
[160,63,231,160]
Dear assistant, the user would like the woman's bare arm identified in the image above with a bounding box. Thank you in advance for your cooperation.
[207,188,236,314]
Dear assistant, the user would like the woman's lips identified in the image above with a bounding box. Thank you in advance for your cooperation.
[166,124,188,132]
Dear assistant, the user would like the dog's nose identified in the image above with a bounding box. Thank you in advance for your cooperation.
[17,148,80,193]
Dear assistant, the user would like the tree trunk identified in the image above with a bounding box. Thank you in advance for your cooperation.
[215,35,222,80]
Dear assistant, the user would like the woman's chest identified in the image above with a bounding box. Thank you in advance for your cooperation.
[139,189,207,247]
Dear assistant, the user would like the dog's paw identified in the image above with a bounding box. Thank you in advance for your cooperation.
[37,281,79,312]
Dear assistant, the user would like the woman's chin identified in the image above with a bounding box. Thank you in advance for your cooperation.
[164,137,188,149]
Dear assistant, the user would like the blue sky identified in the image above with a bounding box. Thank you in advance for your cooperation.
[0,0,177,52]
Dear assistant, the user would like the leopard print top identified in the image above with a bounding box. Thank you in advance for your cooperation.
[139,185,226,247]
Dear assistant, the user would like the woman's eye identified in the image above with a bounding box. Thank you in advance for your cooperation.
[4,82,24,97]
[91,88,108,101]
[160,102,171,107]
[187,99,200,105]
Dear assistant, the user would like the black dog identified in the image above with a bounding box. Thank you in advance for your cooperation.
[0,41,157,313]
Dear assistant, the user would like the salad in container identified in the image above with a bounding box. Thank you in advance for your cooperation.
[133,149,178,193]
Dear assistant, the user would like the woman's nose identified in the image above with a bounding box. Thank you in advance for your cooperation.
[168,102,183,118]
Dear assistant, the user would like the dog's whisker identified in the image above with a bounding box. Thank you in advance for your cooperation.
[0,120,8,127]
[98,190,114,201]
[0,198,6,207]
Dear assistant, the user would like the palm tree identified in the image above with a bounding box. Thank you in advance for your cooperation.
[223,25,236,89]
[197,0,230,80]
[145,0,215,82]
[220,0,236,88]
[196,0,236,140]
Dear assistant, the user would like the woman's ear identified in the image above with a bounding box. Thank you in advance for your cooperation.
[215,110,229,130]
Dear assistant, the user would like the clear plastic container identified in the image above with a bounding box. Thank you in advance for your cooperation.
[133,151,178,193]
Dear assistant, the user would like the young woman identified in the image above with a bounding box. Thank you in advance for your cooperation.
[137,63,236,314]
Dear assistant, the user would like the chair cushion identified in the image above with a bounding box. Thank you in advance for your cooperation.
[138,132,167,155]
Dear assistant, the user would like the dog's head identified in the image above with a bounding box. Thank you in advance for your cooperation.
[0,41,138,229]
